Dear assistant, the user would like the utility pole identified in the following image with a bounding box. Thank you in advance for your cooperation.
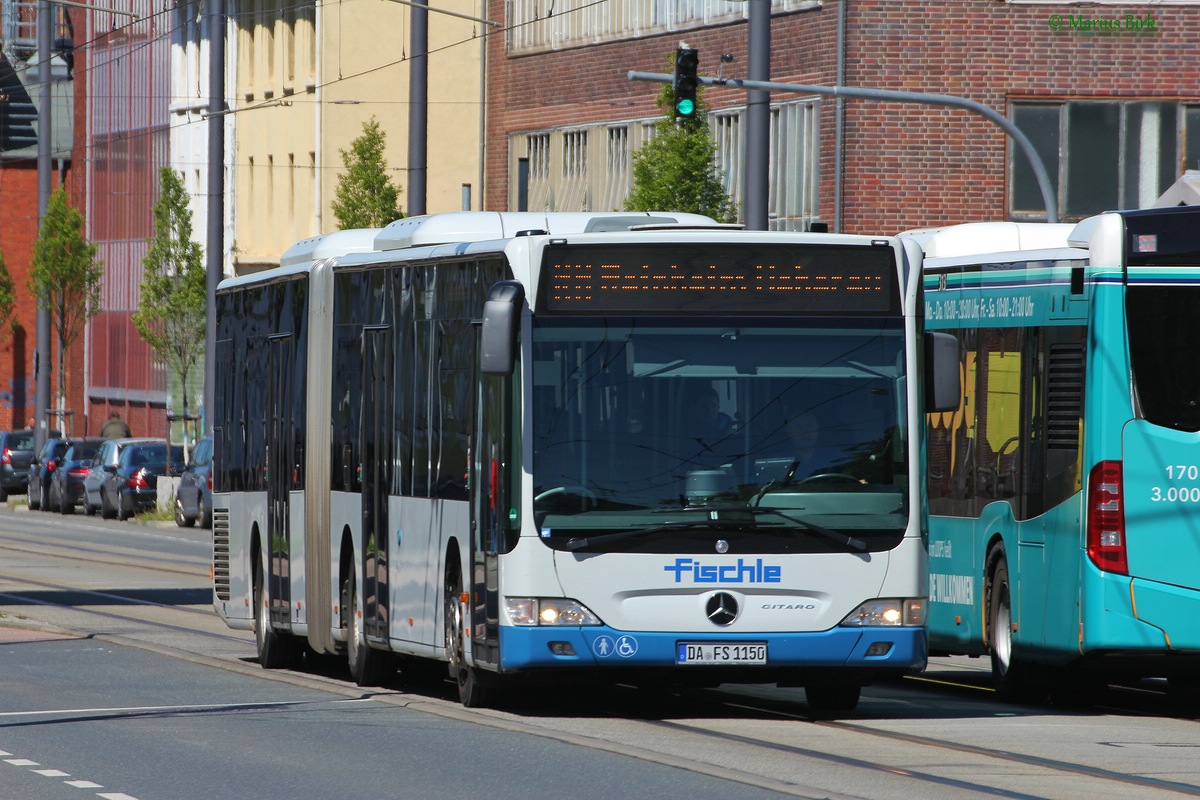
[744,0,770,231]
[408,2,428,216]
[205,0,225,433]
[35,0,52,450]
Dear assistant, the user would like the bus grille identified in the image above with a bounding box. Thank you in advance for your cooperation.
[213,508,231,601]
[1047,343,1085,449]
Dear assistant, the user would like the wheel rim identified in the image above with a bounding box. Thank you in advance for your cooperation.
[255,564,268,655]
[994,585,1012,675]
[345,574,364,677]
[446,582,466,686]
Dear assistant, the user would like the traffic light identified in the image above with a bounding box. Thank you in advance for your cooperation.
[674,47,699,119]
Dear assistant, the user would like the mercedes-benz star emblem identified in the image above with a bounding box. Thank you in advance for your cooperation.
[706,592,739,626]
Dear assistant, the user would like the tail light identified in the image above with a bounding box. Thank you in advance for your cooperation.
[127,469,151,489]
[1087,460,1128,575]
[2,448,10,466]
[207,473,212,491]
[47,459,58,472]
[68,467,89,478]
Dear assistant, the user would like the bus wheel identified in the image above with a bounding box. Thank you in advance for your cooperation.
[342,571,394,686]
[804,681,861,715]
[254,556,300,670]
[445,569,495,708]
[987,553,1032,701]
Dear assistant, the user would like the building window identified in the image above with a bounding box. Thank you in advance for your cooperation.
[507,0,821,54]
[508,98,819,227]
[1011,100,1198,221]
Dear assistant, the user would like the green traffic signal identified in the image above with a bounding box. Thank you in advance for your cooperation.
[674,47,699,119]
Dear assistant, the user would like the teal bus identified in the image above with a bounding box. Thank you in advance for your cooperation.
[905,206,1200,699]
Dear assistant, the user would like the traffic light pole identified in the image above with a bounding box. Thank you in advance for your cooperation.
[629,71,1059,225]
[744,0,770,231]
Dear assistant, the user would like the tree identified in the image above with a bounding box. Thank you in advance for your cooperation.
[625,72,738,223]
[133,168,207,448]
[331,117,404,229]
[28,186,103,428]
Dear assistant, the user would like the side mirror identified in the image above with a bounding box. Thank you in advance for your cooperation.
[480,281,525,376]
[924,331,961,413]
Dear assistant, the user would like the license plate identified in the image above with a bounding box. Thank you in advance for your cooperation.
[677,642,767,665]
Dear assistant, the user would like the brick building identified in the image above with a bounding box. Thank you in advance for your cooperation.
[0,1,80,433]
[484,0,1200,233]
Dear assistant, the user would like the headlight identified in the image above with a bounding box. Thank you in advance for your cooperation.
[839,598,926,627]
[505,597,602,626]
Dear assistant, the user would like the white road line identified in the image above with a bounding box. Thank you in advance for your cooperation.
[2,753,140,797]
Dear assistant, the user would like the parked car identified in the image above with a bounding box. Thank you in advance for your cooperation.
[82,438,160,517]
[0,429,36,501]
[175,435,213,529]
[100,440,185,520]
[48,438,107,514]
[27,435,70,511]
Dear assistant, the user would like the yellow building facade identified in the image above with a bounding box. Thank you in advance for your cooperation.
[232,0,486,275]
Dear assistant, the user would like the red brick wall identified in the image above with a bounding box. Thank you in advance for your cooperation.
[484,0,1200,233]
[0,163,87,433]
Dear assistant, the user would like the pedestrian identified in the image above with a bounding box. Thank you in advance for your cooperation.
[99,411,132,439]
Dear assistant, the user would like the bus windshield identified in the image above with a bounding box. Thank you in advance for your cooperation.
[531,317,909,551]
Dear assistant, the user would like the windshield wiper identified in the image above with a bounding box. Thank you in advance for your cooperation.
[748,507,868,552]
[563,506,867,553]
[564,519,749,551]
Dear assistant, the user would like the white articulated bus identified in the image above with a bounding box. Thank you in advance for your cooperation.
[212,211,957,712]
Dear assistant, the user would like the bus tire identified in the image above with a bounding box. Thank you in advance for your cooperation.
[342,570,394,686]
[255,554,301,670]
[445,566,495,708]
[987,551,1033,701]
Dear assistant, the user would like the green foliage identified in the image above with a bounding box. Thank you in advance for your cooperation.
[133,168,207,440]
[625,79,738,223]
[28,186,103,397]
[331,117,404,229]
[0,249,15,340]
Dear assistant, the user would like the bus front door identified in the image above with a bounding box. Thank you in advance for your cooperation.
[468,371,509,670]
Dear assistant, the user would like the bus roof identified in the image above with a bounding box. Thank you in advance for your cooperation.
[279,228,383,268]
[900,221,1076,258]
[373,211,722,251]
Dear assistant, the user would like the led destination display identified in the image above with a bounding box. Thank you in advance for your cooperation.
[540,241,900,315]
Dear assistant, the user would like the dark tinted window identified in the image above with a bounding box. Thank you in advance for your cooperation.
[1128,286,1200,432]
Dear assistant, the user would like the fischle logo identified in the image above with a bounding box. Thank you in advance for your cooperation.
[1048,13,1159,33]
[663,557,782,584]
